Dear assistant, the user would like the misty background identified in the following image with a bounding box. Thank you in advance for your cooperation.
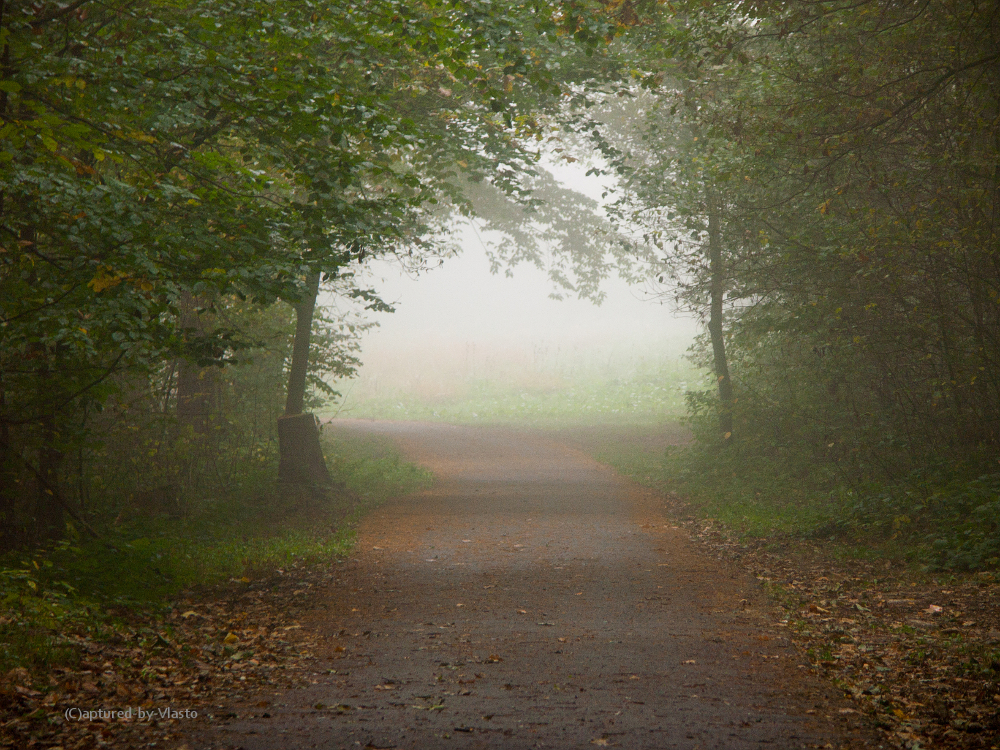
[323,160,705,423]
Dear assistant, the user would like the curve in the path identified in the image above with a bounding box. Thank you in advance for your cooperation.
[205,421,875,750]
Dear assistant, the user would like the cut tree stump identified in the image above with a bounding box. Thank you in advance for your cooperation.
[277,413,331,487]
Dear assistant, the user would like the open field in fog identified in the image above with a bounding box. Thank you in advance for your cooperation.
[321,238,706,426]
[325,338,706,426]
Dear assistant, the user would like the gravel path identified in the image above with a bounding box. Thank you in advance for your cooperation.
[199,421,876,750]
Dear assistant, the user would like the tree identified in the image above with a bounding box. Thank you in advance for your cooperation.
[1,0,619,542]
[601,0,1000,474]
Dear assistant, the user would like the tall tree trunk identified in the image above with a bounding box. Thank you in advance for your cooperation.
[284,272,321,417]
[0,389,19,551]
[278,273,331,486]
[175,293,219,434]
[35,410,64,540]
[0,23,14,547]
[707,186,734,438]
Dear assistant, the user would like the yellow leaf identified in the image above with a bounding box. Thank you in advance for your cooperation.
[223,632,239,644]
[129,131,158,144]
[88,266,126,292]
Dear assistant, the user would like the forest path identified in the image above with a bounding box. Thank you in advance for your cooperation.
[203,421,874,750]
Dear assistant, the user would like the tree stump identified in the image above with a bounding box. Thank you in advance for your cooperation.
[277,413,331,487]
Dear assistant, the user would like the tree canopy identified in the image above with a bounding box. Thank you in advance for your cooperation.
[3,0,998,560]
[0,0,617,542]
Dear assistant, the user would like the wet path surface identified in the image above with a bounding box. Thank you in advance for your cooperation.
[201,422,875,749]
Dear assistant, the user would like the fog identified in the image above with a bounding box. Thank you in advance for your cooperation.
[324,243,699,422]
[318,159,703,421]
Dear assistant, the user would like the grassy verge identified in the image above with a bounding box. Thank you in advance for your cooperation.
[589,430,999,573]
[591,439,848,537]
[0,430,430,676]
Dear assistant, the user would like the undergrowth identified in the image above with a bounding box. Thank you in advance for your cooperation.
[589,409,1000,574]
[0,430,430,674]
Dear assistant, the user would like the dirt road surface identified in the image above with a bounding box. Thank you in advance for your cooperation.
[196,422,877,750]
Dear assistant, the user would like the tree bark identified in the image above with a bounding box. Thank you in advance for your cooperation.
[284,272,321,417]
[707,186,734,438]
[0,388,19,551]
[35,411,64,539]
[175,292,219,433]
[278,272,332,486]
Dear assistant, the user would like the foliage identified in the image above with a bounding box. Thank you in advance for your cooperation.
[571,0,1000,568]
[0,0,618,545]
[0,425,429,674]
[850,470,1000,572]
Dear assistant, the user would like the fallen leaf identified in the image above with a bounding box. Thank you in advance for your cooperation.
[591,739,609,746]
[487,654,502,663]
[223,633,239,644]
[682,659,696,664]
[180,611,199,619]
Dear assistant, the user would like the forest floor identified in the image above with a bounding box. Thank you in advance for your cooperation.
[3,422,997,749]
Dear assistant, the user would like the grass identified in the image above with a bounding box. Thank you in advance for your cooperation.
[0,429,431,674]
[584,421,1000,573]
[332,357,707,428]
[590,437,849,537]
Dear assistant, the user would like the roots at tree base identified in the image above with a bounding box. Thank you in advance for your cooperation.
[277,413,331,487]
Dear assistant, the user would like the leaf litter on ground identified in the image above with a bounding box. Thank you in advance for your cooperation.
[658,489,1000,750]
[0,561,339,749]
